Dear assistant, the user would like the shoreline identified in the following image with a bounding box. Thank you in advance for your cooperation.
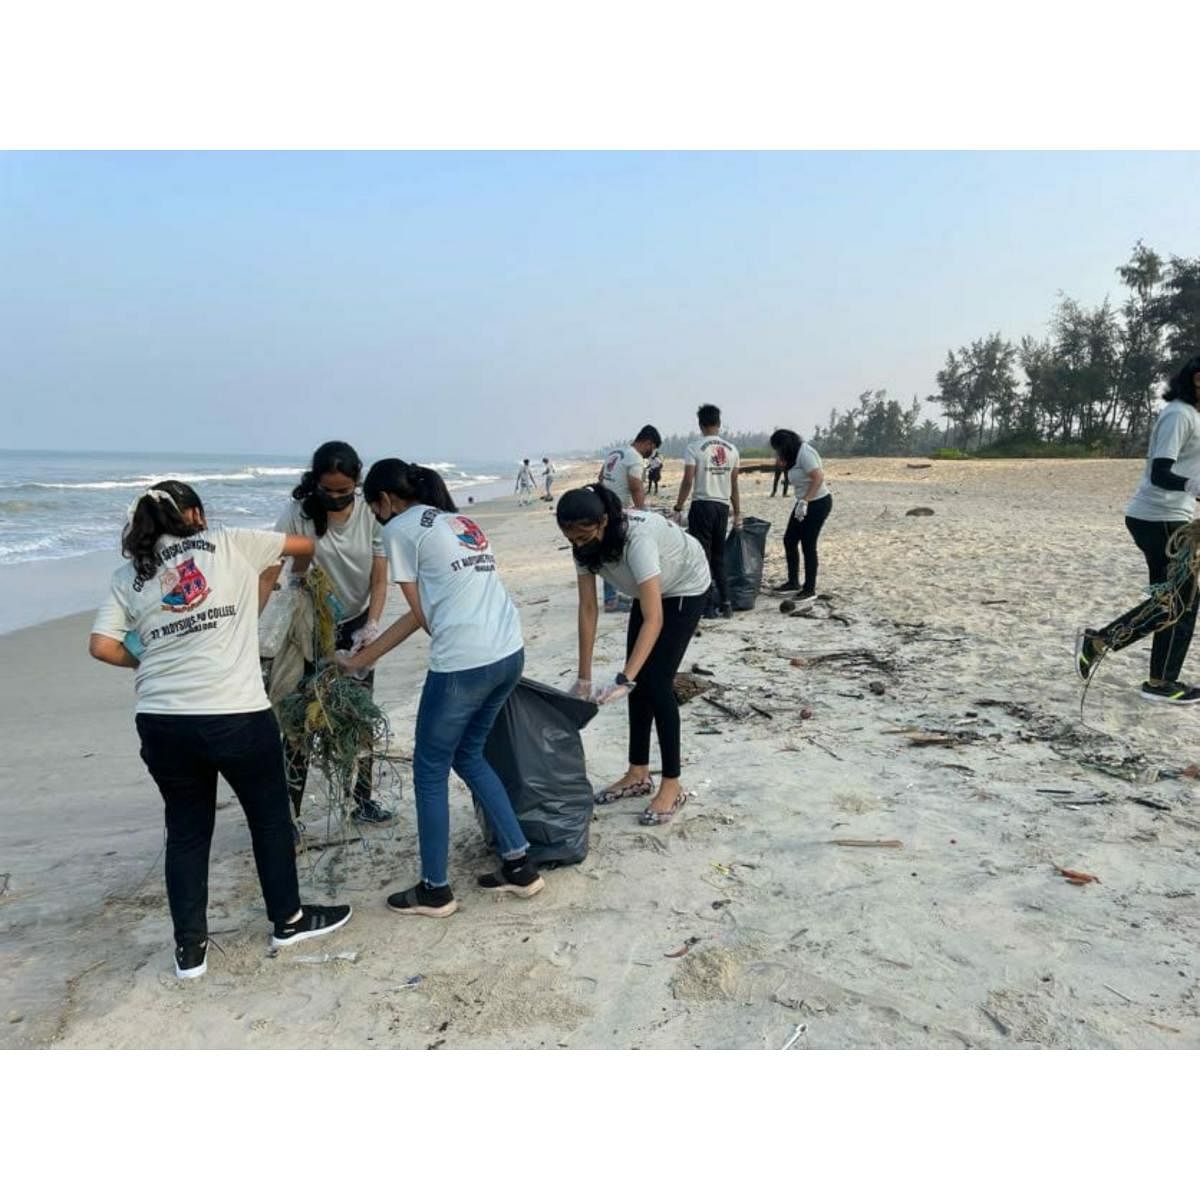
[4,456,1200,1049]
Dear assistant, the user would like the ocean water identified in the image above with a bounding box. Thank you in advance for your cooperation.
[0,449,514,567]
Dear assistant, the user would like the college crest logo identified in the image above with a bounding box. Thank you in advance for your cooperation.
[160,558,210,611]
[452,517,489,552]
[711,444,728,467]
[605,452,621,475]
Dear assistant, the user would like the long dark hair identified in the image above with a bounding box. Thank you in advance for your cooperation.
[1164,356,1200,408]
[122,480,205,585]
[769,428,803,470]
[293,441,363,536]
[363,459,458,513]
[555,484,627,571]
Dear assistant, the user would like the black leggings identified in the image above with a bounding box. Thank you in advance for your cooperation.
[782,493,833,590]
[1095,517,1199,682]
[626,593,706,778]
[137,709,301,946]
[286,609,376,815]
[687,499,730,608]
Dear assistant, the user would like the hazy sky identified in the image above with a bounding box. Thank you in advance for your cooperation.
[2,151,1199,461]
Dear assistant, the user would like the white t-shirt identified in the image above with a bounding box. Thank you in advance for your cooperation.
[576,510,711,599]
[276,497,384,622]
[542,461,556,481]
[601,445,645,507]
[92,526,286,716]
[1126,400,1200,523]
[684,435,740,504]
[788,442,831,506]
[384,506,523,673]
[516,465,535,490]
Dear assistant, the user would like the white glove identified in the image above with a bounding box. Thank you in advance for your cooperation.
[350,620,381,653]
[793,499,809,521]
[596,676,633,705]
[1185,477,1200,499]
[569,678,594,701]
[335,648,371,681]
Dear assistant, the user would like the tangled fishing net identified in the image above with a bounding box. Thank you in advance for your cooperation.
[1082,521,1200,711]
[272,567,399,880]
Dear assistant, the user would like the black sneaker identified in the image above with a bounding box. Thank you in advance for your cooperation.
[477,856,545,899]
[719,603,734,619]
[271,904,353,948]
[1139,681,1200,705]
[386,882,458,917]
[174,941,208,980]
[1074,629,1102,682]
[769,580,802,595]
[351,798,394,824]
[796,586,816,600]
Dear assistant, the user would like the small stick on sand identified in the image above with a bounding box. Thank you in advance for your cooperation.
[781,1023,807,1050]
[829,838,904,849]
[1103,983,1135,1004]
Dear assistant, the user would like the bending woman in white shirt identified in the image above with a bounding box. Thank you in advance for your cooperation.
[88,481,352,980]
[557,484,711,825]
[341,460,544,917]
[768,428,832,600]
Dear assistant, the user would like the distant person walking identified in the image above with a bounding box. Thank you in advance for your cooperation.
[541,457,557,501]
[515,459,536,506]
[598,424,661,613]
[1075,355,1200,704]
[673,404,741,619]
[89,481,352,980]
[646,449,664,496]
[768,428,831,599]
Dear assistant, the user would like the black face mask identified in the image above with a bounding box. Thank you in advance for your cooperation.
[573,537,606,570]
[373,508,395,527]
[318,491,355,512]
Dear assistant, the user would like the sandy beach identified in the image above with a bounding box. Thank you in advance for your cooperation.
[3,456,1199,1050]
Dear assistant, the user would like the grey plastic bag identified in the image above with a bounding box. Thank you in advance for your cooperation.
[725,516,771,610]
[473,678,598,868]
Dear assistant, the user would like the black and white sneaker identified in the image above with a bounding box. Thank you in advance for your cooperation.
[1074,628,1102,682]
[351,798,395,824]
[1139,681,1200,705]
[386,881,458,917]
[769,580,802,595]
[477,856,545,899]
[271,904,353,948]
[175,941,208,980]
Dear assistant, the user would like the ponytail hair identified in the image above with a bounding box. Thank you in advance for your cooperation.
[363,458,458,514]
[555,484,627,571]
[292,440,364,536]
[1164,356,1200,408]
[122,480,204,585]
[769,428,803,471]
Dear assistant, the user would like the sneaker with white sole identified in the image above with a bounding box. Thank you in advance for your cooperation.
[174,941,208,980]
[1139,681,1200,705]
[271,904,353,948]
[477,856,545,899]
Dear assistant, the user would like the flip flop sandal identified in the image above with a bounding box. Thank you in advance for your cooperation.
[638,791,694,826]
[594,778,655,806]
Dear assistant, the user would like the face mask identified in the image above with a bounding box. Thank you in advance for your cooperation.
[318,491,355,512]
[572,534,606,569]
[372,505,395,527]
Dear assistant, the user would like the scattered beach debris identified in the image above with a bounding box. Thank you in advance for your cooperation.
[1147,1021,1182,1034]
[1102,983,1134,1004]
[905,507,935,517]
[1180,764,1200,779]
[690,663,715,677]
[980,1006,1010,1037]
[905,463,933,470]
[780,599,796,613]
[868,680,886,696]
[1054,865,1100,886]
[664,936,703,959]
[292,950,359,965]
[829,838,904,849]
[399,974,423,989]
[789,657,807,668]
[981,599,1009,606]
[673,673,715,704]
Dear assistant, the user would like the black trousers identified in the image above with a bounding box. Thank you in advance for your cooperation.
[687,498,730,609]
[286,609,375,815]
[626,593,706,778]
[782,493,833,590]
[648,470,661,495]
[1096,517,1199,682]
[771,467,790,497]
[136,708,301,946]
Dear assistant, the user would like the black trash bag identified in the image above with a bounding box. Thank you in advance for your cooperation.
[472,678,599,869]
[725,516,771,610]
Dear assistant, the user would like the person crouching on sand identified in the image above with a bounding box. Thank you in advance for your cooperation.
[339,459,545,916]
[88,481,352,980]
[557,484,711,825]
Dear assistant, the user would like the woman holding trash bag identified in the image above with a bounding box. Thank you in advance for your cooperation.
[88,481,352,980]
[768,428,832,599]
[339,459,546,917]
[261,441,392,825]
[557,484,711,825]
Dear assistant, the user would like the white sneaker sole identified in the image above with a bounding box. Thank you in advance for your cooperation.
[270,907,353,948]
[387,900,459,918]
[175,958,207,980]
[482,876,545,899]
[1140,691,1200,705]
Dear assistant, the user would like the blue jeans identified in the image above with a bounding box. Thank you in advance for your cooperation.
[412,648,528,887]
[602,577,617,606]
